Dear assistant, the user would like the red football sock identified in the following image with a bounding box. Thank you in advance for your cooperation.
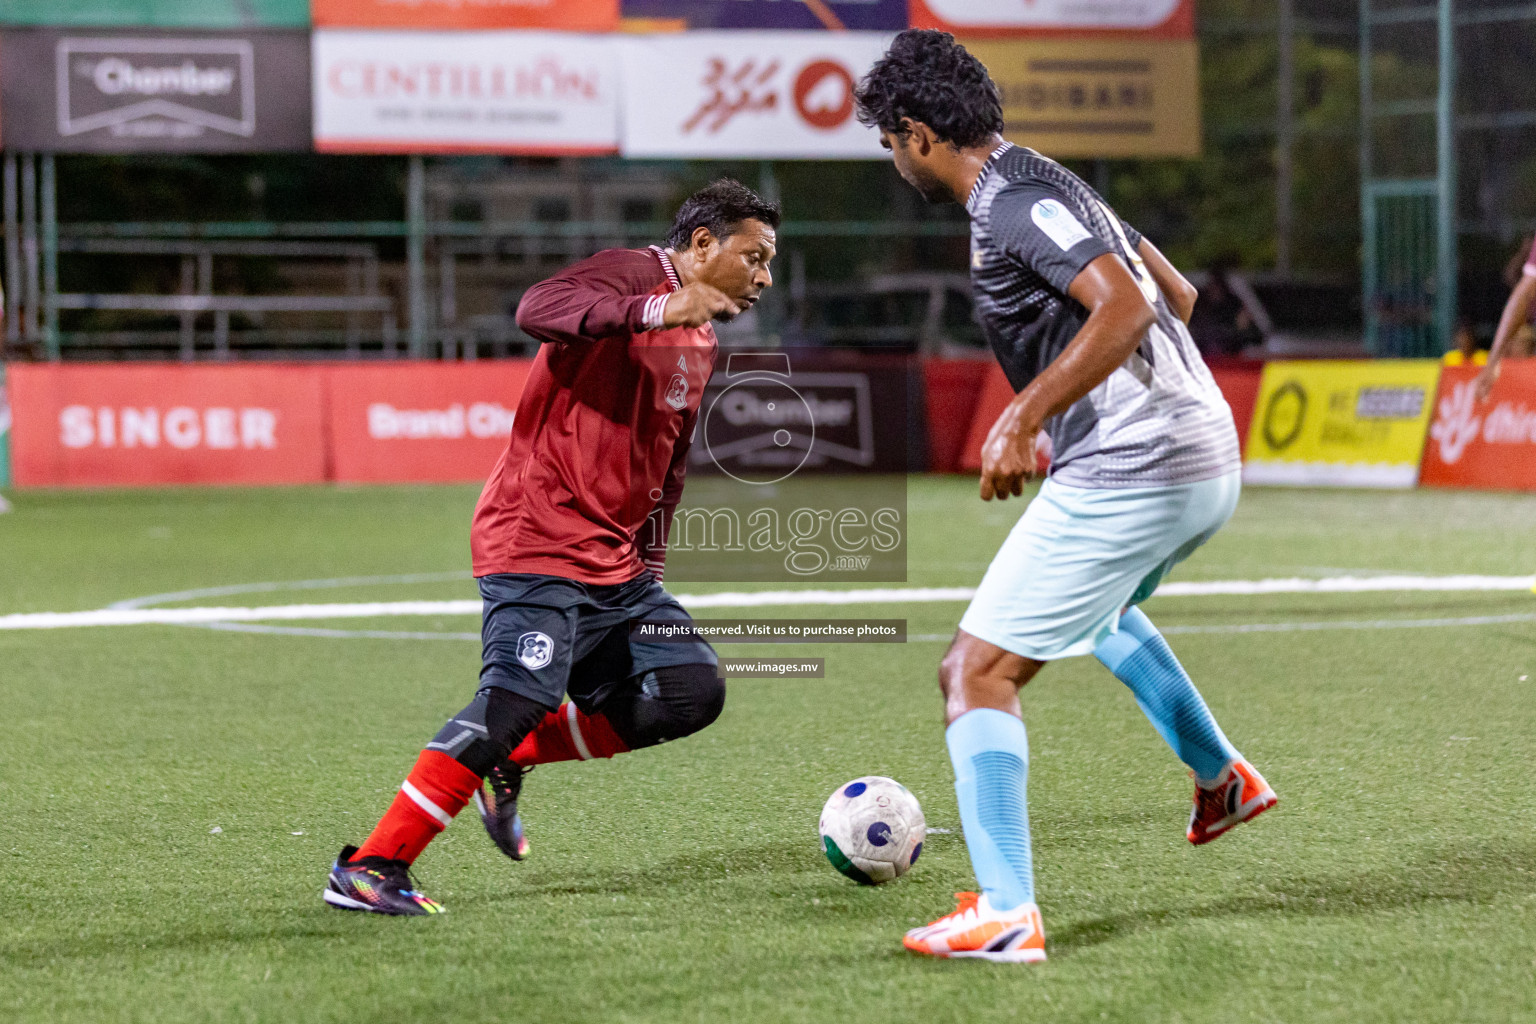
[357,750,481,864]
[510,703,630,766]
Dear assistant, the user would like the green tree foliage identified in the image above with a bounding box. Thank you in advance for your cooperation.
[1105,0,1362,277]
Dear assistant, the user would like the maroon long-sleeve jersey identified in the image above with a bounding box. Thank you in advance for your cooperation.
[471,245,717,584]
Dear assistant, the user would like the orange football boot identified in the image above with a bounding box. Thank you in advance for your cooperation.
[1187,759,1277,845]
[903,891,1047,963]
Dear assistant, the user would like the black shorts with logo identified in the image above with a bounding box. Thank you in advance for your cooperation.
[477,572,717,712]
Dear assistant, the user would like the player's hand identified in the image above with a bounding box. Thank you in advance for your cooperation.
[979,399,1042,502]
[1474,361,1500,403]
[663,282,741,328]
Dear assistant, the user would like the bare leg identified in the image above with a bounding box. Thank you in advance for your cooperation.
[939,628,1045,724]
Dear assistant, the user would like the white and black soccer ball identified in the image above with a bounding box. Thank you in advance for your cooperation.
[819,776,925,885]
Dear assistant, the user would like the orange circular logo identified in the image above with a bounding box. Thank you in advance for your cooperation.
[793,60,855,131]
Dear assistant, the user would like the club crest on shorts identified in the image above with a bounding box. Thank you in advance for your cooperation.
[664,373,690,411]
[517,631,554,670]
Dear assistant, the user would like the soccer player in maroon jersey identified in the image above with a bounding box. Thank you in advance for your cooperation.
[324,180,779,915]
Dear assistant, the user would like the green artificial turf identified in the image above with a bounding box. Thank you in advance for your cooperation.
[2,478,1535,1023]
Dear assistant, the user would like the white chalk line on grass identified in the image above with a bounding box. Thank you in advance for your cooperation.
[908,611,1536,643]
[1,573,1533,633]
[106,572,471,611]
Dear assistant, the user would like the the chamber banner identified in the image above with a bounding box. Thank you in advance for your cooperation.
[0,28,312,153]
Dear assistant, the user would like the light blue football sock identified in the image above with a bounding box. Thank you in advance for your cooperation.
[1094,606,1240,783]
[946,708,1035,913]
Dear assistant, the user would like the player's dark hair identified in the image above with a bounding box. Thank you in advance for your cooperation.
[667,178,781,251]
[854,29,1004,149]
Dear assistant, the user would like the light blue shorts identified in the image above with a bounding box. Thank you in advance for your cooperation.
[958,470,1241,661]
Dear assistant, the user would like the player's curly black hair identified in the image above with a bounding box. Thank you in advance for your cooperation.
[854,29,1004,149]
[667,178,782,251]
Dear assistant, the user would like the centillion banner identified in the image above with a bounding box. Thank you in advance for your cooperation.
[965,37,1200,158]
[1243,360,1443,489]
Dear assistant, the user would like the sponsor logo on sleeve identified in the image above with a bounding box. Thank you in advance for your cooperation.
[1031,199,1095,251]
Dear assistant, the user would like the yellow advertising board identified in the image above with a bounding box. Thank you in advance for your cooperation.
[1243,360,1443,488]
[963,38,1200,159]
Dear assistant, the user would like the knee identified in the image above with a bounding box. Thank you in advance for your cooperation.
[662,662,725,738]
[938,647,966,701]
[432,686,549,776]
[603,663,724,749]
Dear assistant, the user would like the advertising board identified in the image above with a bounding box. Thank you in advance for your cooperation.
[7,363,327,487]
[1421,361,1536,491]
[312,30,620,154]
[668,350,909,583]
[326,361,533,483]
[619,31,893,159]
[0,29,312,153]
[0,365,11,489]
[1243,360,1441,488]
[966,37,1200,158]
[912,0,1194,38]
[312,0,619,30]
[620,0,906,30]
[957,362,1259,473]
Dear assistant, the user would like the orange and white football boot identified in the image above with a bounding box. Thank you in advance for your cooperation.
[903,891,1047,963]
[1187,758,1276,845]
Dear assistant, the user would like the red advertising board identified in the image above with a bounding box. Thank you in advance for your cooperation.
[956,360,1262,472]
[311,0,619,30]
[912,0,1194,38]
[1421,360,1536,491]
[8,363,326,487]
[1207,359,1263,453]
[326,361,532,483]
[922,358,993,472]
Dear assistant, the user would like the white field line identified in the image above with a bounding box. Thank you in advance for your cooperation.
[0,574,1533,631]
[909,610,1536,642]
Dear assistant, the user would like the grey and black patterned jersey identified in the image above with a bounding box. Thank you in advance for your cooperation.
[966,143,1241,488]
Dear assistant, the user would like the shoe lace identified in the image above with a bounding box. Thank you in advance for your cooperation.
[352,854,421,894]
[486,762,532,812]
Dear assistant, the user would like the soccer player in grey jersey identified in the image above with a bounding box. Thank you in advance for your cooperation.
[856,30,1276,963]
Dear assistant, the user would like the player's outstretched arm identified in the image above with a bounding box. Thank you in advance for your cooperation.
[515,256,660,345]
[1476,273,1536,401]
[1136,238,1197,325]
[979,253,1155,501]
